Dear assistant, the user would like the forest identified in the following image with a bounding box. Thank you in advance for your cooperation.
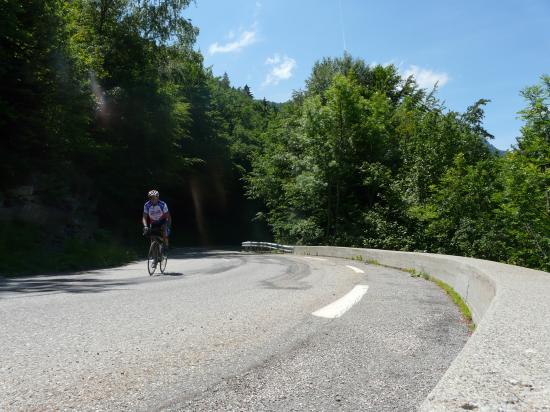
[1,0,548,273]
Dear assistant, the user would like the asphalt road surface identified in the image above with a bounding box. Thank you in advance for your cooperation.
[0,250,469,411]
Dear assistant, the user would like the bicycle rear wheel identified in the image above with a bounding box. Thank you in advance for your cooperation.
[147,242,158,276]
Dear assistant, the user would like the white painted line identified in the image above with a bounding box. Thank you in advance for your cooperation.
[303,257,328,261]
[312,285,369,319]
[346,265,365,274]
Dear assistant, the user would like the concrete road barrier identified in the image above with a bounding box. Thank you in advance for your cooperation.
[293,246,550,411]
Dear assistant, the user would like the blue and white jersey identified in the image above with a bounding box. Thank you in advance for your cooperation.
[143,200,169,222]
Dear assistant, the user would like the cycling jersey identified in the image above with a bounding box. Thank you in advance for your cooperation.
[144,200,169,222]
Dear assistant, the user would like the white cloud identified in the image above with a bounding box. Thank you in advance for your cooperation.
[263,54,296,86]
[208,29,257,55]
[402,65,450,89]
[265,55,281,65]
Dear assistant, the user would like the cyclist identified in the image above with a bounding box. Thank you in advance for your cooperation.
[142,190,172,251]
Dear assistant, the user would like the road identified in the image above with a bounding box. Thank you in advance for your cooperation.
[0,250,469,411]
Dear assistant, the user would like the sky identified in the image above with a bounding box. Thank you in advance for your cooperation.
[186,0,550,150]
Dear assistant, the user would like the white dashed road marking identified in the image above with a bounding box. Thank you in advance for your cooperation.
[312,285,369,319]
[346,265,365,274]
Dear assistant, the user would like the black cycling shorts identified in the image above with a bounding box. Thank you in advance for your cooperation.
[150,219,167,228]
[149,219,167,236]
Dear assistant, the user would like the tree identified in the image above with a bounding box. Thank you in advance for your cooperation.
[497,75,550,270]
[243,84,253,99]
[0,0,92,195]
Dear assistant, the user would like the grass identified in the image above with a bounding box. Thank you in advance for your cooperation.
[428,276,475,332]
[345,257,475,332]
[0,221,139,277]
[405,268,474,332]
[401,268,418,275]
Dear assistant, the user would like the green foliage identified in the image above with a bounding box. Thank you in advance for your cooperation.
[0,0,93,192]
[415,154,507,260]
[247,54,549,271]
[495,75,550,270]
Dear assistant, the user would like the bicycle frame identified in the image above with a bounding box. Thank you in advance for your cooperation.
[146,233,167,275]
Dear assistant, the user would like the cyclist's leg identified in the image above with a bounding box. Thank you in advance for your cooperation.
[162,223,169,248]
[152,219,169,249]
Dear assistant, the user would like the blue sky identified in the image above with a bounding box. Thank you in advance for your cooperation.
[186,0,549,150]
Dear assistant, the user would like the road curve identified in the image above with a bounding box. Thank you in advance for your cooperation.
[0,250,469,411]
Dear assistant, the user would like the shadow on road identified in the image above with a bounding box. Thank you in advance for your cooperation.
[0,248,264,296]
[167,247,244,260]
[155,272,184,277]
[0,276,138,296]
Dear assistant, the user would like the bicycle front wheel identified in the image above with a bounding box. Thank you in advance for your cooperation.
[159,248,168,273]
[147,242,158,276]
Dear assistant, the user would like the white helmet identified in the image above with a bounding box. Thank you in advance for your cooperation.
[148,189,159,198]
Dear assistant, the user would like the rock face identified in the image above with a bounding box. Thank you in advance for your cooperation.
[0,184,98,238]
[1,185,63,225]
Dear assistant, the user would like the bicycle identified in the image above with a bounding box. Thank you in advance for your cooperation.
[144,227,168,275]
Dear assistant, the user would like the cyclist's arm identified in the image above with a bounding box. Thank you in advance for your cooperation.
[165,212,172,228]
[142,213,149,227]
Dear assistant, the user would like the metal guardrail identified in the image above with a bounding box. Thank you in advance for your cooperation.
[241,241,294,253]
